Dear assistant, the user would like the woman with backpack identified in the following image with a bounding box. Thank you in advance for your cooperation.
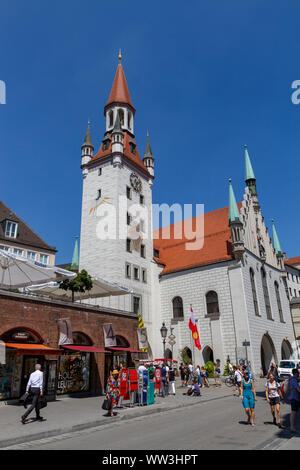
[265,372,284,428]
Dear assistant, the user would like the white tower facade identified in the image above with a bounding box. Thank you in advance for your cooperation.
[79,57,160,357]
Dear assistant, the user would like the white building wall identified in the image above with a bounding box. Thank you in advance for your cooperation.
[159,262,237,373]
[242,251,296,373]
[79,156,156,348]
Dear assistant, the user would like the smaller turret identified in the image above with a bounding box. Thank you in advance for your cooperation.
[111,113,124,167]
[272,219,284,270]
[81,122,94,178]
[70,236,79,272]
[229,179,244,261]
[143,131,155,177]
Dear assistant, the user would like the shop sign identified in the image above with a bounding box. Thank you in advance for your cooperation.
[58,319,73,345]
[12,331,30,341]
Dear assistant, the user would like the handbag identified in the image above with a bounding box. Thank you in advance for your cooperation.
[102,396,112,411]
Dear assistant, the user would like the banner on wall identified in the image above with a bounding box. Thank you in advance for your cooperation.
[58,318,73,345]
[103,323,117,347]
[137,328,148,351]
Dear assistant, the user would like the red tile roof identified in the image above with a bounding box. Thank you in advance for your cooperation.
[105,64,134,112]
[285,256,300,267]
[153,205,238,274]
[89,132,151,178]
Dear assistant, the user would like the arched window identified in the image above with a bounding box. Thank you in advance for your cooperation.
[72,332,92,345]
[206,291,219,315]
[109,111,113,127]
[128,111,132,130]
[261,268,272,319]
[118,109,124,126]
[274,281,284,323]
[250,268,259,316]
[172,296,184,320]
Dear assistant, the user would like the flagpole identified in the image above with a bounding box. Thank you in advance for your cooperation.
[190,304,195,367]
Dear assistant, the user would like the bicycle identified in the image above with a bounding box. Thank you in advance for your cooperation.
[225,374,235,387]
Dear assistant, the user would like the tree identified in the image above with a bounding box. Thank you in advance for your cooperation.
[59,269,93,302]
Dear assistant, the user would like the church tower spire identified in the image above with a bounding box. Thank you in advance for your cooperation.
[271,219,283,256]
[71,236,79,271]
[143,131,155,177]
[244,145,257,196]
[228,179,244,260]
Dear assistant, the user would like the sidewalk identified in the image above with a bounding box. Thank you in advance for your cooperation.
[0,379,235,448]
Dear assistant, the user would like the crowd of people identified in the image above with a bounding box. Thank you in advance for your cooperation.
[20,360,300,433]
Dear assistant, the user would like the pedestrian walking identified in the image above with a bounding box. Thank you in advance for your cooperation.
[179,363,185,387]
[240,370,257,426]
[213,363,221,387]
[106,369,120,417]
[288,368,300,433]
[196,365,203,387]
[265,372,284,428]
[184,363,189,386]
[188,363,194,385]
[168,367,176,395]
[21,364,44,424]
[161,363,167,397]
[234,366,242,395]
[201,367,210,387]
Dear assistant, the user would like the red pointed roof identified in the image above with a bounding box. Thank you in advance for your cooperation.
[105,64,135,113]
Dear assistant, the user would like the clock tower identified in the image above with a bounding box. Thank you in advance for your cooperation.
[79,53,157,352]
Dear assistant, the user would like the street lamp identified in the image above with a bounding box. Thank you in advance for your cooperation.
[168,325,176,360]
[160,322,168,361]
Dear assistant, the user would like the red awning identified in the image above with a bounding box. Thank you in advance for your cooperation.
[4,343,62,355]
[155,358,178,363]
[61,345,106,353]
[106,347,144,353]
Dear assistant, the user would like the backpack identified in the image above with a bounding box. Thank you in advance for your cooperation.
[149,368,155,380]
[281,378,291,404]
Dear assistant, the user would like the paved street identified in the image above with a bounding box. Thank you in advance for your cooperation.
[2,379,299,450]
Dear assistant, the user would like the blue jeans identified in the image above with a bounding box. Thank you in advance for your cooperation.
[161,379,166,397]
[197,375,202,386]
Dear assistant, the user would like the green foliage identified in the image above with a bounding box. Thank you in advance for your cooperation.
[223,364,230,376]
[179,349,192,365]
[204,361,214,378]
[60,269,93,301]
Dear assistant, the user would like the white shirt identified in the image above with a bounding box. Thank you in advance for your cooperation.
[26,370,43,392]
[189,364,194,372]
[138,365,147,377]
[235,370,242,383]
[229,363,233,372]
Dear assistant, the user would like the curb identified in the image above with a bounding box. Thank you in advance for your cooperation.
[0,392,233,449]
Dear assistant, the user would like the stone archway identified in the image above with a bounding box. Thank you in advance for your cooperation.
[202,345,214,364]
[281,340,293,360]
[260,334,278,376]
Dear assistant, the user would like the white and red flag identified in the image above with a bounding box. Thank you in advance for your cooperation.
[189,306,201,350]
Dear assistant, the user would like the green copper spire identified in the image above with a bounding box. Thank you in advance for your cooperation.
[81,121,93,148]
[71,237,79,271]
[271,219,282,256]
[244,145,255,181]
[229,179,241,224]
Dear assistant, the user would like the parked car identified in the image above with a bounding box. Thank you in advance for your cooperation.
[278,359,300,380]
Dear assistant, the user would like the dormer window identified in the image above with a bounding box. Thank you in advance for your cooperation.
[129,141,136,155]
[102,135,111,152]
[5,221,18,238]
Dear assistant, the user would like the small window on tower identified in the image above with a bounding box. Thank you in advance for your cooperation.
[141,244,146,258]
[140,195,144,205]
[129,141,136,155]
[118,109,124,126]
[98,168,102,176]
[109,111,113,127]
[127,212,131,226]
[126,186,132,200]
[126,238,132,253]
[96,189,101,200]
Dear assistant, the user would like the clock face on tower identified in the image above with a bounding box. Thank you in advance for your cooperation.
[130,173,142,192]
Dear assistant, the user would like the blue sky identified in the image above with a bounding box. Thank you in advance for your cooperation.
[1,0,300,264]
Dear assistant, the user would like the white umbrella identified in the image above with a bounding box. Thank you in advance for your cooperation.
[0,249,76,289]
[25,276,132,300]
